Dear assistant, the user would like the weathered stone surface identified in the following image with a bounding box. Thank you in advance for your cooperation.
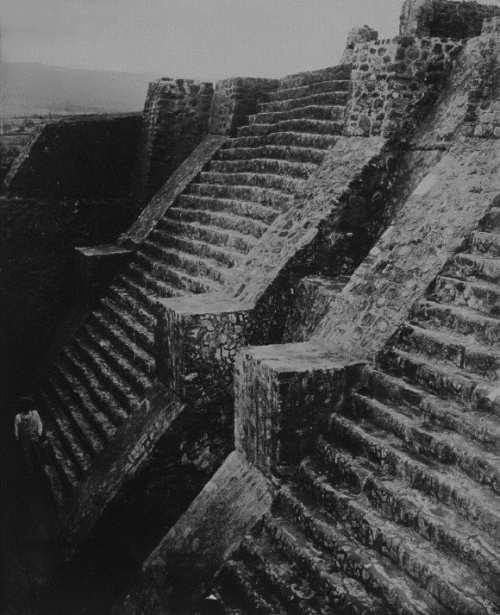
[74,244,132,302]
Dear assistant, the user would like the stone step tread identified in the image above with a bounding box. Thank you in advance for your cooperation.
[209,157,318,178]
[100,297,155,348]
[269,79,351,100]
[142,239,232,282]
[58,349,129,426]
[165,205,269,236]
[158,217,256,253]
[238,118,344,138]
[413,299,500,329]
[352,392,500,494]
[127,262,190,298]
[198,170,305,192]
[250,104,346,124]
[364,367,500,450]
[471,230,500,245]
[261,514,387,614]
[45,430,80,491]
[150,229,244,267]
[38,389,92,475]
[42,378,105,454]
[49,367,117,442]
[107,284,157,326]
[135,251,223,293]
[176,193,279,222]
[328,413,500,538]
[121,269,181,302]
[259,90,349,112]
[275,487,441,615]
[298,458,500,613]
[447,252,500,281]
[186,179,292,202]
[218,144,326,164]
[228,131,338,150]
[436,275,500,297]
[315,437,500,586]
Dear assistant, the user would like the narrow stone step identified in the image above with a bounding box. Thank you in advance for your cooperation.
[278,65,351,89]
[250,104,345,126]
[471,231,500,257]
[89,315,154,389]
[363,367,500,451]
[313,438,500,593]
[274,488,440,615]
[444,252,500,285]
[259,90,349,113]
[38,389,92,477]
[237,118,344,138]
[198,170,305,194]
[267,79,350,102]
[107,283,156,330]
[261,514,386,614]
[210,157,318,180]
[411,299,500,347]
[432,275,500,318]
[135,251,222,295]
[185,181,291,210]
[142,240,231,285]
[57,352,127,427]
[396,323,500,380]
[327,413,500,542]
[127,262,188,298]
[42,378,105,456]
[176,194,278,224]
[45,430,79,493]
[297,458,500,615]
[157,218,256,254]
[165,205,268,239]
[229,131,338,150]
[150,229,243,269]
[351,392,500,496]
[100,297,155,354]
[480,207,500,232]
[217,144,326,165]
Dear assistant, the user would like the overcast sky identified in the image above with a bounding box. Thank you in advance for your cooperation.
[3,0,500,79]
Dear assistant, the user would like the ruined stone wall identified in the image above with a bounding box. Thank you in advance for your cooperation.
[137,79,213,202]
[4,114,142,199]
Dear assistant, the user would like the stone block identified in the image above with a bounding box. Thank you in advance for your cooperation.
[74,243,132,302]
[156,293,254,405]
[234,342,363,475]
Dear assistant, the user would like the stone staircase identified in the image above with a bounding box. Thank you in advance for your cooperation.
[35,65,352,513]
[209,207,500,613]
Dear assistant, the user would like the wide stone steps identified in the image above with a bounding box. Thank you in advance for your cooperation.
[45,429,80,494]
[209,157,318,180]
[258,90,349,113]
[268,79,351,102]
[135,251,222,295]
[315,436,500,588]
[395,322,500,380]
[411,299,500,347]
[142,239,231,285]
[444,252,500,285]
[198,170,305,194]
[217,144,326,166]
[431,275,500,317]
[327,412,500,543]
[296,458,500,614]
[157,218,256,254]
[351,392,500,496]
[273,487,443,615]
[278,65,351,89]
[127,261,197,298]
[249,104,345,126]
[176,194,278,224]
[471,231,500,257]
[117,273,172,308]
[107,283,156,328]
[165,205,268,238]
[229,131,338,151]
[150,229,243,269]
[237,118,344,138]
[363,367,500,451]
[100,297,155,354]
[185,181,291,210]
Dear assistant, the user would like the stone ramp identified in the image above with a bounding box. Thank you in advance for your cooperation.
[34,64,352,544]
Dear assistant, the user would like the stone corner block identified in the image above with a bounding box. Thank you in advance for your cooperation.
[155,293,255,404]
[234,341,364,475]
[74,243,132,301]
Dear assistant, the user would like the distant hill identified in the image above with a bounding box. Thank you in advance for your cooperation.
[0,62,163,116]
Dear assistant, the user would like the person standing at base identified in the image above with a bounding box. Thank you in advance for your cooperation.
[14,396,44,474]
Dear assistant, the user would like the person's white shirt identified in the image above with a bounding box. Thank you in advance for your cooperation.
[14,410,43,440]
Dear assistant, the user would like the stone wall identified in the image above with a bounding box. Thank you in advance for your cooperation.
[400,0,500,39]
[136,79,213,201]
[4,114,142,199]
[208,77,278,136]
